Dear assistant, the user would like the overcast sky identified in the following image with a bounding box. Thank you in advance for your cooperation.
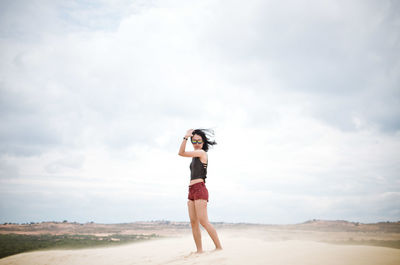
[0,0,399,224]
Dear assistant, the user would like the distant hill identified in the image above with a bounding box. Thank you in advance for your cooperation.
[288,219,400,233]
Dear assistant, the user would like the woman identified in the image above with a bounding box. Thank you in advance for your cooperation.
[178,128,223,253]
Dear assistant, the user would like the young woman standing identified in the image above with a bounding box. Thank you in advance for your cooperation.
[178,128,223,253]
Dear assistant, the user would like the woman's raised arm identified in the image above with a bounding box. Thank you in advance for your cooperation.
[178,129,193,155]
[178,129,204,157]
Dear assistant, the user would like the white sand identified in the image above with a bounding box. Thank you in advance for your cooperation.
[1,230,399,265]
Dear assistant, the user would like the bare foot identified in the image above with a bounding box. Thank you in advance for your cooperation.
[213,247,223,251]
[184,250,204,258]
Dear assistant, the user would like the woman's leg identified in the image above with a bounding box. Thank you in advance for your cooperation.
[194,199,222,250]
[188,200,203,253]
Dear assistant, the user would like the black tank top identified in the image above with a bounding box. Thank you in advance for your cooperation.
[190,157,208,183]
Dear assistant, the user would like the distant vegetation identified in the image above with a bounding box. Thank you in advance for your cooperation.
[326,238,400,249]
[0,233,159,259]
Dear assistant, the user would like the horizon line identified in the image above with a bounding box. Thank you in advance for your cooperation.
[2,218,399,226]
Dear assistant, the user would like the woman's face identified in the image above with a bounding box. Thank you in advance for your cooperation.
[191,134,204,150]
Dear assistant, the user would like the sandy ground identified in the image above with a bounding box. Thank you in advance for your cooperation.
[1,229,399,265]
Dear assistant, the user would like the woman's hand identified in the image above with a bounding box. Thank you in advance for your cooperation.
[185,129,194,138]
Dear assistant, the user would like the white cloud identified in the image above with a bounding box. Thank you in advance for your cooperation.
[0,0,399,224]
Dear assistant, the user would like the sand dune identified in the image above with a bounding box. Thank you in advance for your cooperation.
[1,230,399,265]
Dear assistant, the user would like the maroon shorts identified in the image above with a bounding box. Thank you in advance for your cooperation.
[188,182,209,202]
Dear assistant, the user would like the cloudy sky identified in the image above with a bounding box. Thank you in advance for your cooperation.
[0,0,399,225]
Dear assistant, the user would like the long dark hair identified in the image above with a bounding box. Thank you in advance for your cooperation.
[191,128,217,152]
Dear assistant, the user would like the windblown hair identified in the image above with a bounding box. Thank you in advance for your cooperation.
[191,128,217,152]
